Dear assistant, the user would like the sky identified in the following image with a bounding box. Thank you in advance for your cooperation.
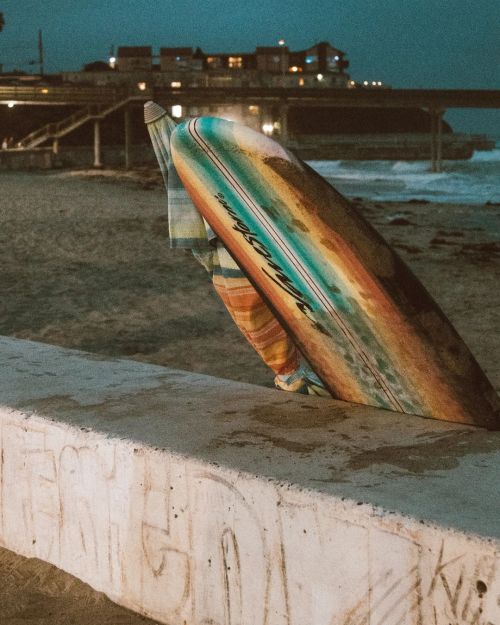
[0,0,499,134]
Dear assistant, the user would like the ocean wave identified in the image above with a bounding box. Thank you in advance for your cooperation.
[471,149,500,163]
[391,161,429,173]
[306,155,500,204]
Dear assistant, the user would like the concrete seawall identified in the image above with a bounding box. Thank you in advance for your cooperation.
[0,336,499,624]
[0,133,493,170]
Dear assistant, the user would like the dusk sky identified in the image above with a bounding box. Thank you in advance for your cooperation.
[0,0,499,133]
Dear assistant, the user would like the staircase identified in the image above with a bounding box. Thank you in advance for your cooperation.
[18,97,133,149]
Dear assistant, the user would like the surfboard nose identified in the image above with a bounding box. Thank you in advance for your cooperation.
[144,100,170,125]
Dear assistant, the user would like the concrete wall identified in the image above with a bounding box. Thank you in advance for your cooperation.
[0,134,493,170]
[0,145,157,170]
[0,147,54,169]
[0,337,499,624]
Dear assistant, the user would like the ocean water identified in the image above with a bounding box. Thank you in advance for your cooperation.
[307,142,500,205]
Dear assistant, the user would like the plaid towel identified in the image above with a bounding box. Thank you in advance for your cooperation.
[146,101,247,278]
[146,103,215,248]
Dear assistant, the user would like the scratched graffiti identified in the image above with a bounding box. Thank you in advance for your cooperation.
[117,451,192,623]
[190,471,270,625]
[426,540,498,625]
[0,415,499,625]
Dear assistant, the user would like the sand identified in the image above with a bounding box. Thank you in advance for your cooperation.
[0,168,499,623]
[0,547,158,624]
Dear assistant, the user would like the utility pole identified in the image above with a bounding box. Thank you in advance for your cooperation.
[0,13,5,73]
[278,38,286,88]
[38,29,44,76]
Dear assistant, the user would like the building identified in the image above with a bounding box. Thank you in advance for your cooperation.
[58,41,351,136]
[115,46,153,73]
[62,41,350,90]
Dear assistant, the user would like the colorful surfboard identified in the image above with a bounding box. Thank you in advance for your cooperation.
[149,107,500,428]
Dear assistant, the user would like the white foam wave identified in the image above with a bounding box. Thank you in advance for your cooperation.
[471,149,500,163]
[306,154,500,204]
[391,161,429,173]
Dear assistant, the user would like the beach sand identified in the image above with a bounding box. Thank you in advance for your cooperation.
[0,168,499,623]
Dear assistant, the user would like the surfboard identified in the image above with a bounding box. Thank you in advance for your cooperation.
[167,115,499,429]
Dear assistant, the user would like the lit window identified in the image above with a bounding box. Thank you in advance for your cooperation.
[137,82,147,91]
[289,66,302,73]
[207,56,221,67]
[171,105,182,118]
[298,77,305,86]
[305,55,317,64]
[175,56,181,61]
[316,73,323,81]
[248,105,259,114]
[262,123,274,135]
[171,81,182,88]
[228,56,243,69]
[334,55,340,61]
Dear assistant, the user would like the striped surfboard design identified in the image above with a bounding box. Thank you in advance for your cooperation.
[170,115,500,428]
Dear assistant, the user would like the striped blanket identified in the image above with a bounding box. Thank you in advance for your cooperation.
[145,102,328,396]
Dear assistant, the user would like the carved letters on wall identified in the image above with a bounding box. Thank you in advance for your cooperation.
[0,416,498,625]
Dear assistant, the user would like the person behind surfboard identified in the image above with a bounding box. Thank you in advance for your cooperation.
[145,101,328,397]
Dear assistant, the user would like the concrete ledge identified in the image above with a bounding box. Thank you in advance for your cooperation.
[0,336,499,624]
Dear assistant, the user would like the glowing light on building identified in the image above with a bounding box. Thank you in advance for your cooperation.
[262,123,274,135]
[171,105,183,118]
[363,81,369,86]
[137,82,147,91]
[289,66,300,73]
[7,101,16,108]
[109,56,116,69]
[316,73,323,81]
[299,77,305,86]
[170,81,182,88]
[278,39,286,47]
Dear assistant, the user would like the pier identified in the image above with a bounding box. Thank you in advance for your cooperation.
[1,85,499,171]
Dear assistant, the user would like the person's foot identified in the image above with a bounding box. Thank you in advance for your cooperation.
[274,364,331,397]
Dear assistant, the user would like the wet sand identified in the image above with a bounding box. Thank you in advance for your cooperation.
[0,168,499,623]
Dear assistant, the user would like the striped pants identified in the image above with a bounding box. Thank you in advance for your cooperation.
[205,243,299,377]
[194,243,329,395]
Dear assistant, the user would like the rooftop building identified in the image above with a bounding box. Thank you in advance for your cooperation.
[62,41,351,89]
